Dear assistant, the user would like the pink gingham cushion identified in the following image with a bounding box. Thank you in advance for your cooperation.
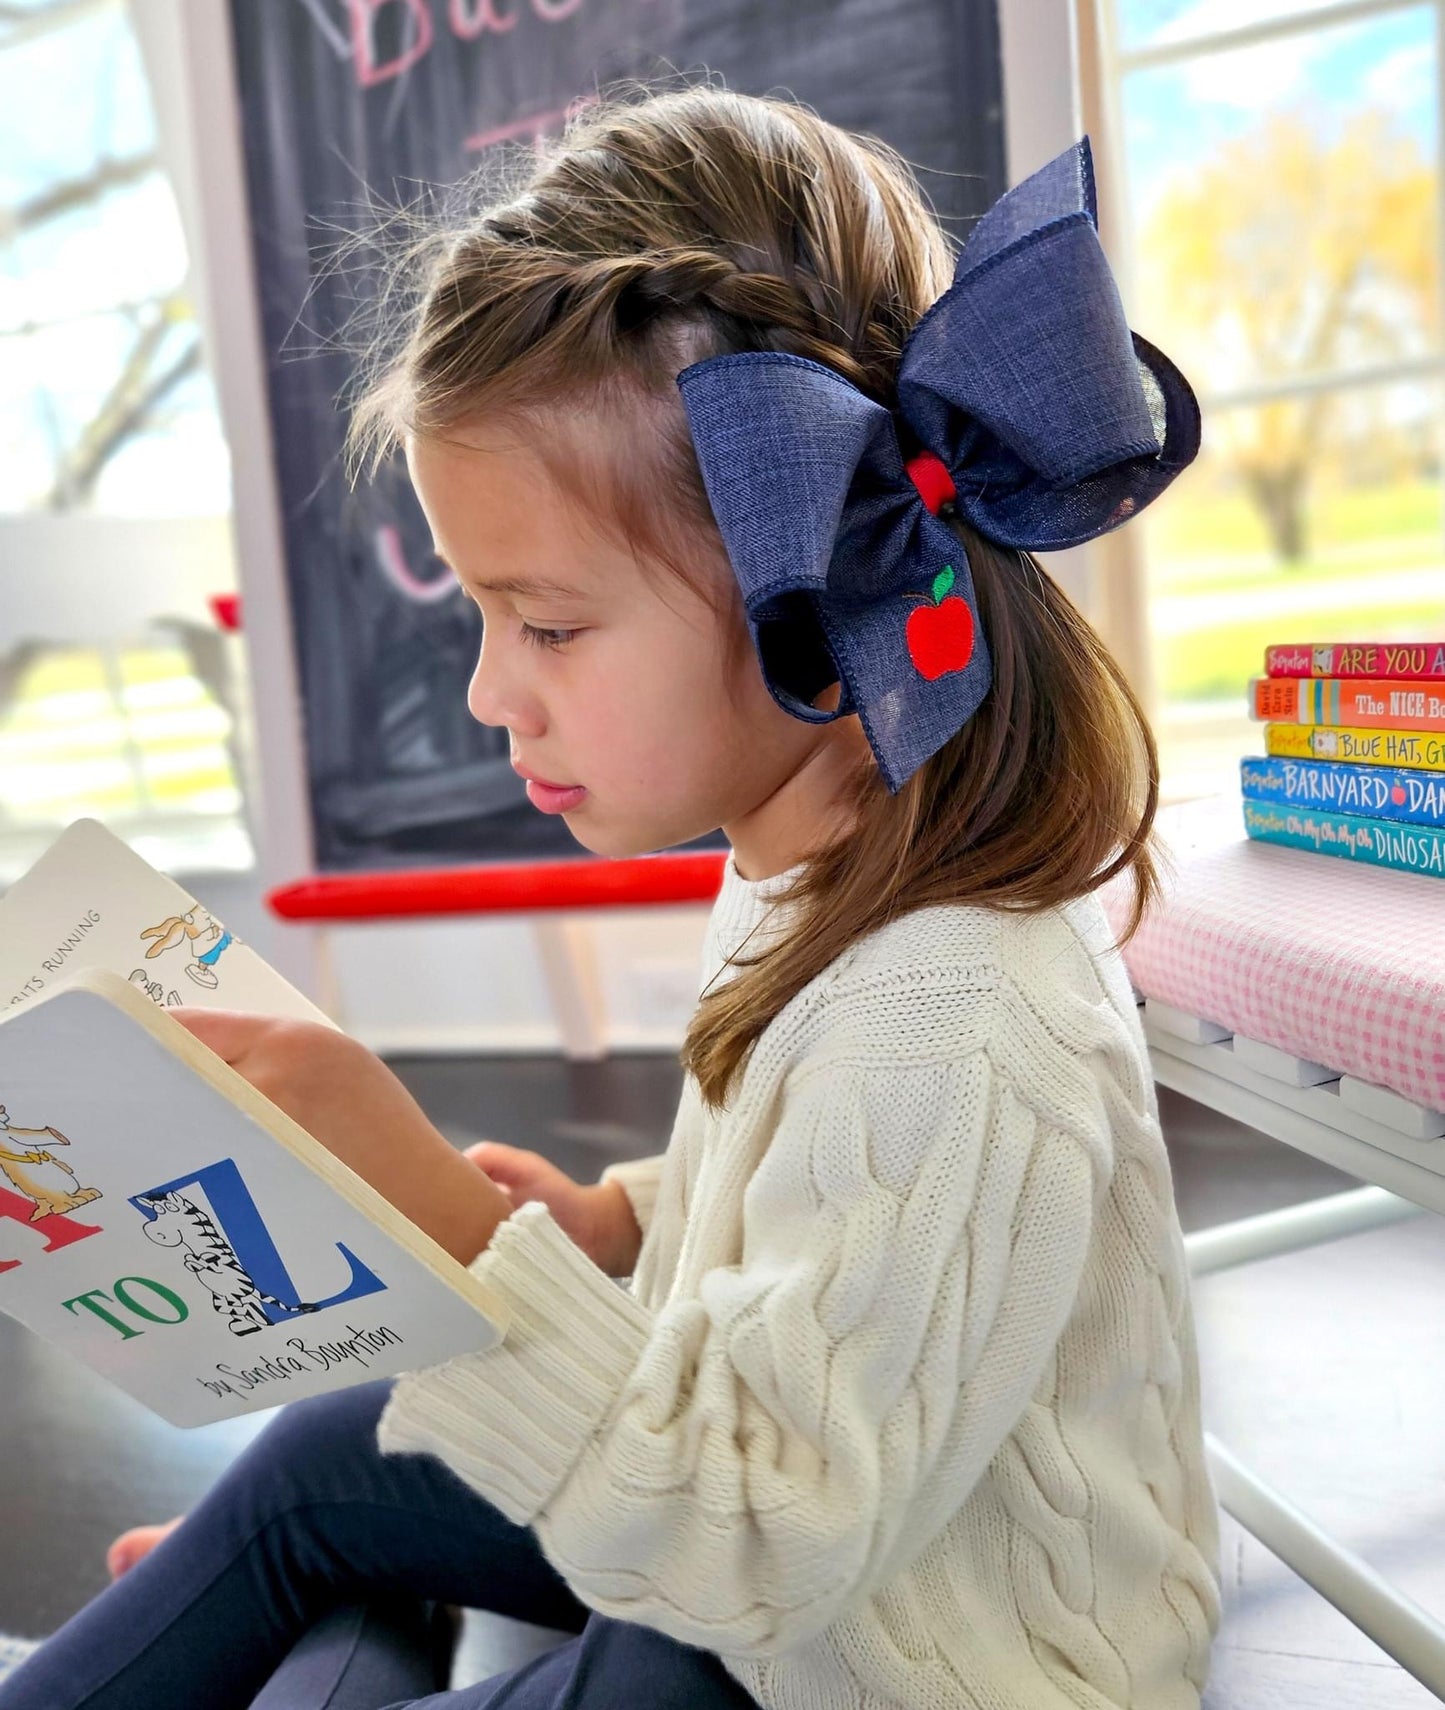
[1097,792,1445,1115]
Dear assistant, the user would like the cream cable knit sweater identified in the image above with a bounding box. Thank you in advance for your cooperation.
[377,852,1222,1709]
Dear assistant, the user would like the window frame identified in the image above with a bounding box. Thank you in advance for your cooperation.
[1068,0,1445,802]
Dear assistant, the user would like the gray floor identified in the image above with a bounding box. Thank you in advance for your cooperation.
[3,1053,1444,1705]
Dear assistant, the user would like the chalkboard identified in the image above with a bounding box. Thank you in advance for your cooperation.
[226,0,1006,872]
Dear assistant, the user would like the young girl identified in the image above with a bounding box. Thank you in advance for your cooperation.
[0,82,1222,1710]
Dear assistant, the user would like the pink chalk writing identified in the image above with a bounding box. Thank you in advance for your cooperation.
[466,95,595,151]
[373,525,460,605]
[450,0,518,36]
[348,0,434,88]
[343,0,592,88]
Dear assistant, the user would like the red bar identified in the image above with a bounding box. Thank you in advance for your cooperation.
[266,850,729,921]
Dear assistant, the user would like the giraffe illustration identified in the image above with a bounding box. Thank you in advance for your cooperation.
[0,1104,102,1220]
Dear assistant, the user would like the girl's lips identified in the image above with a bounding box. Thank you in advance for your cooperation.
[525,779,587,813]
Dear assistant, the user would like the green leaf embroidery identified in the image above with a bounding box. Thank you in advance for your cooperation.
[932,565,955,603]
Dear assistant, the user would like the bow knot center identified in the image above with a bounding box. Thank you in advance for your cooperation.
[904,452,957,516]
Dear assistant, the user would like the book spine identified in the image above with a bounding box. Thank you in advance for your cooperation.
[1249,676,1445,731]
[1242,797,1445,880]
[1240,757,1445,830]
[1265,643,1445,679]
[1265,722,1445,773]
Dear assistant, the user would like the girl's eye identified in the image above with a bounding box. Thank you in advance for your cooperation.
[519,623,579,651]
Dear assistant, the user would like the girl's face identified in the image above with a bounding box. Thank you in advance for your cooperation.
[406,427,870,878]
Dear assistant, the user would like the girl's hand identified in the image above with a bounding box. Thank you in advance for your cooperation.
[464,1141,642,1277]
[168,1009,514,1268]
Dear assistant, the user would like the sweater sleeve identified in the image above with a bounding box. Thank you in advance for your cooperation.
[596,1151,665,1239]
[376,1042,1104,1658]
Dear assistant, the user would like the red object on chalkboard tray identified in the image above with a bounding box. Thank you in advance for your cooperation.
[209,593,243,632]
[266,850,729,921]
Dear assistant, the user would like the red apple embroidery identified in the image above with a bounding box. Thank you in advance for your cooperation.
[906,565,975,680]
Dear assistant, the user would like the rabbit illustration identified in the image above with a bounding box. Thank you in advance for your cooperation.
[138,905,238,992]
[137,1190,319,1337]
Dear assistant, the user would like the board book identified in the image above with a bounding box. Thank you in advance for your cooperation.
[1239,756,1445,831]
[1264,722,1445,773]
[1264,642,1445,679]
[1249,674,1445,732]
[1241,796,1445,880]
[0,819,510,1427]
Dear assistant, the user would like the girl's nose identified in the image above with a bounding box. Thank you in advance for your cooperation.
[466,644,540,738]
[465,643,512,730]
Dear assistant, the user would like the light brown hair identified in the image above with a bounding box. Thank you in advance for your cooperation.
[346,78,1166,1115]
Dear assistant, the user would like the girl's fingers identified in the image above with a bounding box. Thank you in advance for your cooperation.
[462,1140,507,1169]
[465,1155,516,1183]
[464,1146,537,1195]
[462,1142,567,1211]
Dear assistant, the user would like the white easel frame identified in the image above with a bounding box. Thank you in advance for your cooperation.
[134,0,332,1010]
[995,0,1099,623]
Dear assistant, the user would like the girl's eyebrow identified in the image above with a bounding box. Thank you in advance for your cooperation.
[437,557,591,602]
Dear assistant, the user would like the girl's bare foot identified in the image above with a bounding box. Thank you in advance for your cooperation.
[106,1516,184,1580]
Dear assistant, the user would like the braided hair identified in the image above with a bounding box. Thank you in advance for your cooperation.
[350,85,951,451]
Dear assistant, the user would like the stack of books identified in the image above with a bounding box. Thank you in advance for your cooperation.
[1240,641,1445,880]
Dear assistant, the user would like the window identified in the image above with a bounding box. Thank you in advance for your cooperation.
[0,0,252,881]
[1097,0,1444,801]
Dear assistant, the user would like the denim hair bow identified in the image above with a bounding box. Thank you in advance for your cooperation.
[675,135,1201,794]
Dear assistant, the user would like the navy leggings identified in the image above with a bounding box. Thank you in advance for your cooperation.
[0,1379,761,1709]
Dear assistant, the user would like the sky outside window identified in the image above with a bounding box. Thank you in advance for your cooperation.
[1115,0,1414,55]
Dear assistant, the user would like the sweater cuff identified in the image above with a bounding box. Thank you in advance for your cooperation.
[597,1151,665,1239]
[375,1200,654,1524]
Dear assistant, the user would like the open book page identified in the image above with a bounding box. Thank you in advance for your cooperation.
[0,968,509,1427]
[0,818,335,1028]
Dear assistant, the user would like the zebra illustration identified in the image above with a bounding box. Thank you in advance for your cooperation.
[137,1190,319,1336]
